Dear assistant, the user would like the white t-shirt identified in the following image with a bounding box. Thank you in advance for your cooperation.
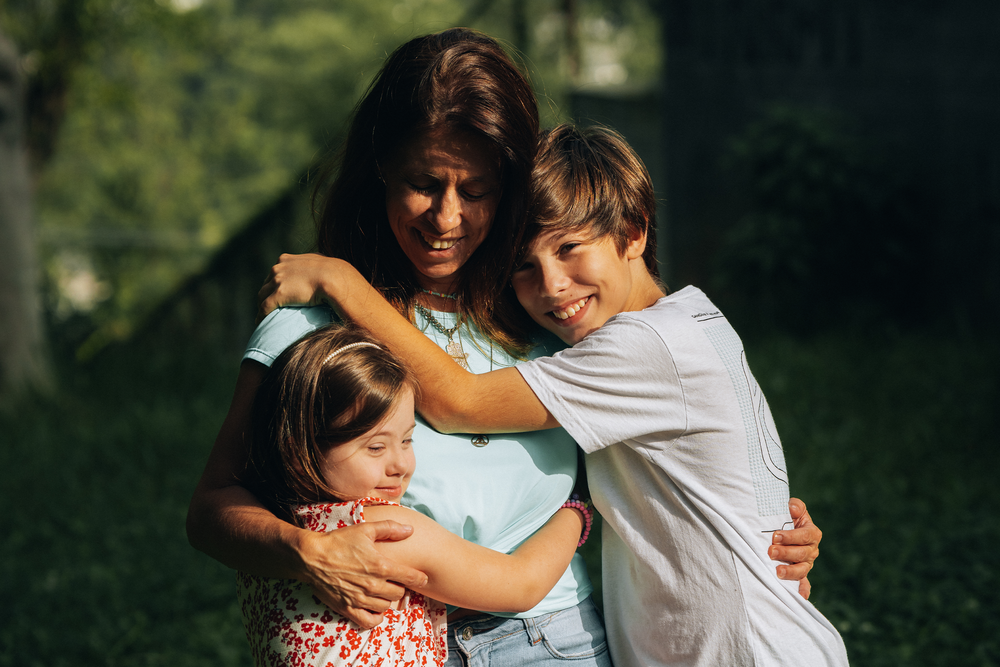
[518,286,849,667]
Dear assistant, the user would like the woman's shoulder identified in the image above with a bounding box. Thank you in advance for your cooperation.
[243,305,337,368]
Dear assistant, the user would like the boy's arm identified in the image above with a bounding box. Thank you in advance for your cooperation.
[365,504,584,612]
[186,360,428,628]
[259,253,557,433]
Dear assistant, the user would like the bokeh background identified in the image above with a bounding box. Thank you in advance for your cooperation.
[1,1,998,664]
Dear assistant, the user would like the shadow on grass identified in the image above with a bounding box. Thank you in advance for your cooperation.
[1,327,998,665]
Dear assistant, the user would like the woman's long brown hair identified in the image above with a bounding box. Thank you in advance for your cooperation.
[313,28,538,357]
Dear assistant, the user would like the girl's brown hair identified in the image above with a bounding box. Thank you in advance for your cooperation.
[527,124,660,278]
[313,28,538,356]
[244,325,415,524]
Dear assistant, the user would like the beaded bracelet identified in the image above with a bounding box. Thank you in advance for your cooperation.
[561,495,593,548]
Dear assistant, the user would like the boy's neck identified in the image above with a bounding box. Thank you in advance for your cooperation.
[622,259,667,315]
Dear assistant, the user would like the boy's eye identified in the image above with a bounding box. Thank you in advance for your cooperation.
[559,242,581,254]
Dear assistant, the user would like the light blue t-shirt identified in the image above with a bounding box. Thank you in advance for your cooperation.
[244,305,593,618]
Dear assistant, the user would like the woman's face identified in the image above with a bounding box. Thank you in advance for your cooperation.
[384,127,501,294]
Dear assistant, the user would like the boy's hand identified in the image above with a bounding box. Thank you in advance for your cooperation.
[297,521,428,629]
[769,497,821,600]
[257,253,338,324]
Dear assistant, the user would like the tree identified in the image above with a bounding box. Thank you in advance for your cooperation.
[0,29,50,403]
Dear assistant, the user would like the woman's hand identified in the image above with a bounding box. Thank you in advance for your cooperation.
[769,497,821,599]
[296,521,429,629]
[257,253,341,323]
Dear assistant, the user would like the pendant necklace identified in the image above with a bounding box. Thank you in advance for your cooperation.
[414,303,470,370]
[414,300,489,447]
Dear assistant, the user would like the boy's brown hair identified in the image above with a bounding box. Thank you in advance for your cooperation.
[526,124,659,277]
[244,325,416,524]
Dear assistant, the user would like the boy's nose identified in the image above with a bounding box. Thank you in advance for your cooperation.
[538,264,570,297]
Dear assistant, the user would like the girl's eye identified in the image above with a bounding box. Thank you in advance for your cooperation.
[559,243,581,254]
[368,444,386,454]
[513,260,534,273]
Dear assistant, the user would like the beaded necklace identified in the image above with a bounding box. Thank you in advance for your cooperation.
[420,288,458,300]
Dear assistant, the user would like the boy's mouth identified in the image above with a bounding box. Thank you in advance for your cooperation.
[419,231,459,250]
[551,297,590,321]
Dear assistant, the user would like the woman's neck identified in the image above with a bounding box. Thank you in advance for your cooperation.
[414,282,461,313]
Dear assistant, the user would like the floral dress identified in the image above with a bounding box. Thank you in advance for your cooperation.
[238,498,448,667]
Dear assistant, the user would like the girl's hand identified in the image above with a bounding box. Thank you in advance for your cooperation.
[296,520,429,629]
[769,497,821,599]
[257,253,340,323]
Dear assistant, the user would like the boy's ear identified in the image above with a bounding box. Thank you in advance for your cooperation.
[625,225,648,261]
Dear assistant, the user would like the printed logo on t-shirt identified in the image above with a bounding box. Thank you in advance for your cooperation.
[703,322,790,517]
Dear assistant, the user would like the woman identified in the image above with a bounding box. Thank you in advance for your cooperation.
[186,28,819,665]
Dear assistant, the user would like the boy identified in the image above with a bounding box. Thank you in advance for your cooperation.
[260,125,848,666]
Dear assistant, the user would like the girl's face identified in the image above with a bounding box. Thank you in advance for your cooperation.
[384,127,501,294]
[320,388,417,502]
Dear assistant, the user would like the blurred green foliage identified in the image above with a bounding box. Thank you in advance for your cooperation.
[0,0,660,357]
[712,105,933,333]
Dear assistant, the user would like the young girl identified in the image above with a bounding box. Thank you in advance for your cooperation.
[238,325,589,667]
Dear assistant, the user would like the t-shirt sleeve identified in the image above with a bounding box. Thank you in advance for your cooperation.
[517,317,686,453]
[243,306,335,368]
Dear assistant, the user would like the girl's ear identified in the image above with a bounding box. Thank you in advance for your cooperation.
[625,225,647,261]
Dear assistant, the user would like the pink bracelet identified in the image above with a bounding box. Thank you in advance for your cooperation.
[561,496,593,548]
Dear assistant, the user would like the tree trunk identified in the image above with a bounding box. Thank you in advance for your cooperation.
[0,30,51,404]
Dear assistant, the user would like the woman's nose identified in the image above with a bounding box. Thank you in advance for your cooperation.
[430,188,461,232]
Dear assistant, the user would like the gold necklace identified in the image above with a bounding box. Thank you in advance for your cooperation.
[414,303,488,447]
[414,303,469,369]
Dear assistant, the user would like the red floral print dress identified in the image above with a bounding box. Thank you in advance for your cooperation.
[238,498,448,667]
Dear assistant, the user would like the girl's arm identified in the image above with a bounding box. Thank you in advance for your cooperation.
[186,360,428,628]
[364,504,585,612]
[259,253,555,435]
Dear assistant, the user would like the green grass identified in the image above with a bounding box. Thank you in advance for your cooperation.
[2,329,997,665]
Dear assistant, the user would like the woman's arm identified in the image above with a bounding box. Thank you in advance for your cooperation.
[185,360,428,628]
[365,504,584,612]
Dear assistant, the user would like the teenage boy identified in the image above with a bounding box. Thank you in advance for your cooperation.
[259,125,848,666]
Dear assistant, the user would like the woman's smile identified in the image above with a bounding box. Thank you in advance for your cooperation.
[385,127,500,293]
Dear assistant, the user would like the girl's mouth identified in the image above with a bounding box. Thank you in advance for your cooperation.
[551,297,590,321]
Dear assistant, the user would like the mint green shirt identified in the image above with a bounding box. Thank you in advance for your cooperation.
[244,306,592,618]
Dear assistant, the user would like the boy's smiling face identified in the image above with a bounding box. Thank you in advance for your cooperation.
[512,227,644,345]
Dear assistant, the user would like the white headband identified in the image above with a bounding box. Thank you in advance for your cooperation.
[323,341,383,365]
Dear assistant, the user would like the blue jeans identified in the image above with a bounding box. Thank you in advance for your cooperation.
[444,597,612,666]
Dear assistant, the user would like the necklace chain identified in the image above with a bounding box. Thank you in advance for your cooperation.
[414,303,463,338]
[413,302,489,447]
